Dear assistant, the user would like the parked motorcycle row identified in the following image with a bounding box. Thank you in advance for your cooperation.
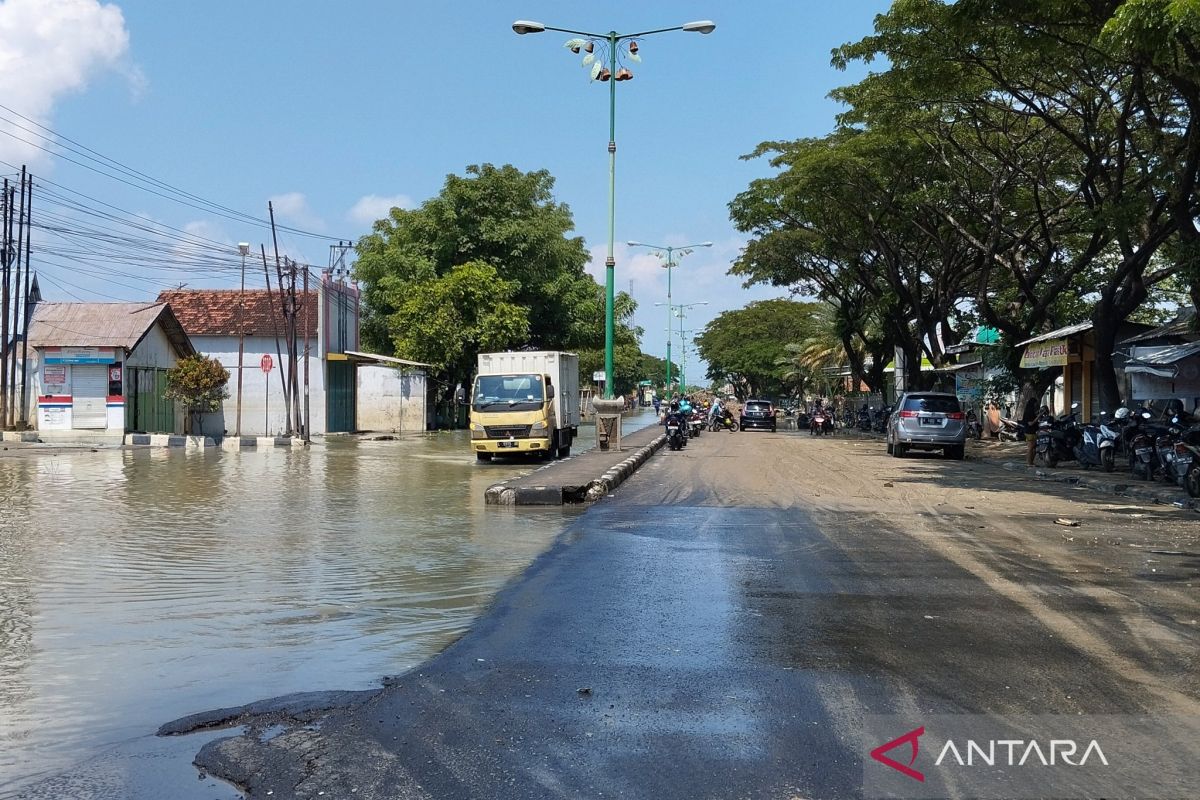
[1033,402,1200,498]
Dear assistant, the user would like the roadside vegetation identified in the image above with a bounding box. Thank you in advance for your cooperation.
[724,0,1200,410]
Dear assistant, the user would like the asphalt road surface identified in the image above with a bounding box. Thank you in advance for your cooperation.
[171,430,1200,799]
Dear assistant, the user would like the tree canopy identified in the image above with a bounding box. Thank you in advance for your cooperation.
[695,299,834,400]
[354,163,647,395]
[729,0,1200,410]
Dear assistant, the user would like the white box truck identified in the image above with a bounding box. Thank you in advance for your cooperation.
[469,351,581,461]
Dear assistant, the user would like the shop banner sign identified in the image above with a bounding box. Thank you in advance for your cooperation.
[1020,338,1069,369]
[44,347,116,365]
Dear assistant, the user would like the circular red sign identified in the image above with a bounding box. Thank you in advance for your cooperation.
[260,354,274,373]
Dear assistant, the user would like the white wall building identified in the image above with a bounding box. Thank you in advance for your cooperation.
[159,274,427,438]
[25,302,194,441]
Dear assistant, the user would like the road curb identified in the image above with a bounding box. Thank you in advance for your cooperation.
[485,433,667,506]
[979,458,1196,510]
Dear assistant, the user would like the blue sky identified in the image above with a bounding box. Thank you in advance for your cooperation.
[2,0,889,373]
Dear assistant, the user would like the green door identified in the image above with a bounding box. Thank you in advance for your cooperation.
[126,368,176,433]
[326,360,356,433]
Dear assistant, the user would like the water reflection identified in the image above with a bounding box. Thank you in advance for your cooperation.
[0,412,655,796]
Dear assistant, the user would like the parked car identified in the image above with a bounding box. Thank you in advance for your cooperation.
[886,391,967,459]
[740,399,777,432]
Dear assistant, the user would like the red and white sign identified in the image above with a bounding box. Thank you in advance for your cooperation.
[261,354,274,373]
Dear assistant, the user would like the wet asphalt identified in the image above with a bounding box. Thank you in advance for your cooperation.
[167,432,1198,799]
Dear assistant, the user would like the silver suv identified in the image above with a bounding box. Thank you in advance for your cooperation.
[886,392,967,460]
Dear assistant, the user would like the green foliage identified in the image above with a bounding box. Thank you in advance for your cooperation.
[386,260,530,378]
[164,355,230,413]
[695,299,831,399]
[353,163,643,399]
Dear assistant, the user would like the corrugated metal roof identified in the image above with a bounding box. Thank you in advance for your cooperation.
[1119,310,1197,344]
[27,302,195,356]
[1129,340,1200,366]
[1016,321,1093,347]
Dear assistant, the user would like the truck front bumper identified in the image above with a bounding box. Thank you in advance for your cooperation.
[474,437,552,454]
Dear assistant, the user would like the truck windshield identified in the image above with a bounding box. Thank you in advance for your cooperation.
[473,374,545,412]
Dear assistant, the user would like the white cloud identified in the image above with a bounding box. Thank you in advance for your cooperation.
[268,191,326,232]
[0,0,134,167]
[347,193,413,227]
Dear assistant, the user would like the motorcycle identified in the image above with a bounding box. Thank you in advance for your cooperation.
[687,410,706,439]
[1035,406,1078,468]
[965,409,983,441]
[872,406,892,433]
[1126,409,1160,481]
[998,416,1023,442]
[857,409,872,432]
[665,411,687,451]
[1073,410,1117,472]
[709,413,739,433]
[810,410,829,436]
[1177,421,1200,497]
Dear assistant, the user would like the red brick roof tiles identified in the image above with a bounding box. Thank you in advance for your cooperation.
[156,290,318,338]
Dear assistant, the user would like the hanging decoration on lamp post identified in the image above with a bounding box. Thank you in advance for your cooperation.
[564,36,640,82]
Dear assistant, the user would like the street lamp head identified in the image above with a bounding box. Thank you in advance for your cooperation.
[512,19,546,34]
[626,241,642,247]
[701,241,713,247]
[682,20,716,34]
[237,242,250,256]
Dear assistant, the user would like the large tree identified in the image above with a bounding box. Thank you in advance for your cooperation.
[354,163,644,397]
[695,299,833,399]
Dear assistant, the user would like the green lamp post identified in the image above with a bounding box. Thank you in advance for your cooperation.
[673,302,707,390]
[628,240,711,395]
[513,19,715,398]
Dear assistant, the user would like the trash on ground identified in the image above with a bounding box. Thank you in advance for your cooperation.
[1055,518,1080,527]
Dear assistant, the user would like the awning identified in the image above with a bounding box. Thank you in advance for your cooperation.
[343,350,431,369]
[1015,321,1092,347]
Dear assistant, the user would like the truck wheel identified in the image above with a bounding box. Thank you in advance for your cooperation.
[476,452,493,462]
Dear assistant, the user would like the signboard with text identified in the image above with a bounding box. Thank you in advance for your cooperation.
[44,347,117,365]
[43,365,67,385]
[1019,338,1071,369]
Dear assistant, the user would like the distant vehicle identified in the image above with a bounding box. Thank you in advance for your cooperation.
[469,351,580,461]
[740,399,776,432]
[886,391,967,460]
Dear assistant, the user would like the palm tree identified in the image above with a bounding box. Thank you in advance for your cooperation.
[776,303,847,398]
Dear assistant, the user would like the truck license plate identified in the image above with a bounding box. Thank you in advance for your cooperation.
[498,441,518,448]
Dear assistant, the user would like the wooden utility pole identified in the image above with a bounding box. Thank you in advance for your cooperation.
[302,264,310,442]
[18,177,32,429]
[1,180,11,429]
[268,202,293,435]
[10,168,27,429]
[261,244,287,435]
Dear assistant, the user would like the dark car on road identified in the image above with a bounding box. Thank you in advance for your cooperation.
[740,399,777,432]
[886,391,967,459]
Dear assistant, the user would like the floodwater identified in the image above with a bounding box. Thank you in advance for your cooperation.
[0,410,656,799]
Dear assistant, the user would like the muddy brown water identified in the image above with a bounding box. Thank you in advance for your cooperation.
[0,411,656,797]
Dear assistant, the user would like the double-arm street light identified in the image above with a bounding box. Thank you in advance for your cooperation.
[655,300,707,394]
[627,240,711,393]
[513,18,715,399]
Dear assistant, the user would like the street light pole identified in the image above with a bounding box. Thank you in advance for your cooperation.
[514,19,715,398]
[628,240,711,397]
[236,242,250,437]
[670,302,707,392]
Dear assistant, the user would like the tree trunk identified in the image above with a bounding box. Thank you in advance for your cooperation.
[1091,316,1123,414]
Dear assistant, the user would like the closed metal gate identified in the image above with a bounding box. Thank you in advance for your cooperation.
[72,365,109,429]
[326,360,356,433]
[126,367,174,433]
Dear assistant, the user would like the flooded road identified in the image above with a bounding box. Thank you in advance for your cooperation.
[0,410,656,798]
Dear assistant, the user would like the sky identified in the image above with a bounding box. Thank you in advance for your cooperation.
[0,0,890,378]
